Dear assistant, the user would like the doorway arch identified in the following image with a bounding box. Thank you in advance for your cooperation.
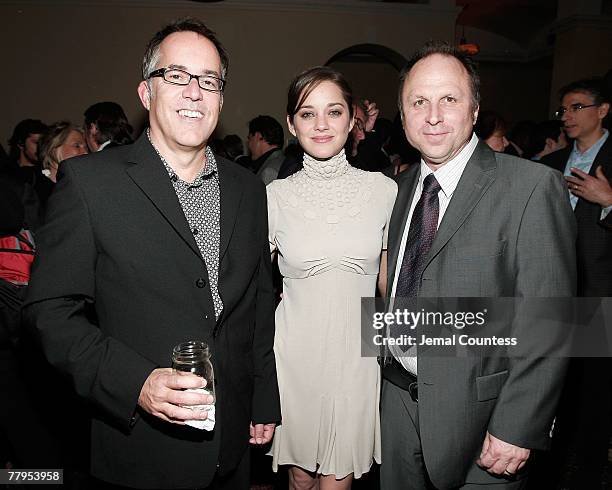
[325,44,408,120]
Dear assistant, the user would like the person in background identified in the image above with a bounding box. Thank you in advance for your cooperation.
[349,99,368,157]
[276,140,304,179]
[348,98,390,171]
[1,119,48,232]
[247,115,285,184]
[208,137,226,157]
[35,122,88,216]
[267,66,397,489]
[474,110,509,152]
[38,122,88,185]
[222,134,250,168]
[383,112,421,177]
[528,120,568,161]
[0,179,61,473]
[83,101,133,152]
[505,120,536,157]
[5,119,47,171]
[539,77,612,489]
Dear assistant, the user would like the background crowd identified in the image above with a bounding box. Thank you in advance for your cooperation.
[1,21,612,490]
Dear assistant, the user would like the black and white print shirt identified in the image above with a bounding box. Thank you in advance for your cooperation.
[148,130,223,319]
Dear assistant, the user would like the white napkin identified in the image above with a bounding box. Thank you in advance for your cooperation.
[183,388,215,431]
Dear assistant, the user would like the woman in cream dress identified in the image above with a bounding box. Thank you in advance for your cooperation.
[267,67,397,489]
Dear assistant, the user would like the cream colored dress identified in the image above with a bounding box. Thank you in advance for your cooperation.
[267,150,397,479]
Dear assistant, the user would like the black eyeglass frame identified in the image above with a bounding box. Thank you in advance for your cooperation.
[147,67,226,93]
[554,103,599,119]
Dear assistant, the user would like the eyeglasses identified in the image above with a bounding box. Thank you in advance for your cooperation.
[554,103,599,118]
[354,118,365,132]
[147,67,225,93]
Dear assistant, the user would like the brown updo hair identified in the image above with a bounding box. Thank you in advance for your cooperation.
[287,66,354,123]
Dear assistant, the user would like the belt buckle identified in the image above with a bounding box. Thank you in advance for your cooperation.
[408,381,418,402]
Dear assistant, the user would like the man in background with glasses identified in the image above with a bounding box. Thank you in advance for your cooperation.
[541,78,612,488]
[24,18,280,490]
[546,78,612,220]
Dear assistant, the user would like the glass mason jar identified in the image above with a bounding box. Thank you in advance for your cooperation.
[171,340,215,400]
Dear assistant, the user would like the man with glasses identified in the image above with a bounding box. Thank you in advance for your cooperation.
[541,78,612,488]
[24,18,280,490]
[545,78,612,221]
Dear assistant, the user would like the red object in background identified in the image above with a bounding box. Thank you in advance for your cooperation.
[0,230,35,285]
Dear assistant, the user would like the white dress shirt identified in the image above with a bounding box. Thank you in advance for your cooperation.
[390,133,479,375]
[98,140,112,151]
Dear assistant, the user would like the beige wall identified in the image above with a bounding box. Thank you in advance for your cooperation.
[550,19,612,109]
[328,60,401,121]
[0,1,455,148]
[479,58,554,125]
[3,0,605,151]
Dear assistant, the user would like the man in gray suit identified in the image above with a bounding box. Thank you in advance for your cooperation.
[380,42,576,489]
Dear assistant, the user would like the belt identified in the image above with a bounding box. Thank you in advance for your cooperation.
[382,358,418,402]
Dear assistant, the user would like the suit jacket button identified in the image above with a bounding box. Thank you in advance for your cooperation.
[196,278,206,288]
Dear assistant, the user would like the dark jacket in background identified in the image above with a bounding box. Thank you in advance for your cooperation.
[540,138,612,296]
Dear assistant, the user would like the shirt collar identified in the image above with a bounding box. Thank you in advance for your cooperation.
[146,128,217,184]
[253,147,281,166]
[571,129,609,159]
[97,140,112,151]
[419,132,479,198]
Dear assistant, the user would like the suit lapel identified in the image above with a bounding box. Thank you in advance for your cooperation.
[386,165,420,295]
[424,142,497,270]
[575,135,612,215]
[588,135,611,177]
[125,134,202,261]
[217,156,243,262]
[215,158,244,328]
[546,147,571,174]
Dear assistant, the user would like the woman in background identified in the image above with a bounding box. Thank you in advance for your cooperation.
[38,122,88,184]
[267,66,397,489]
[36,122,88,208]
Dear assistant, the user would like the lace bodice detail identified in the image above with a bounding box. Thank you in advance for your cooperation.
[267,161,397,279]
[286,150,373,222]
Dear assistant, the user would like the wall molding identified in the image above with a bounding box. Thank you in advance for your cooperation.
[552,14,612,34]
[0,0,460,17]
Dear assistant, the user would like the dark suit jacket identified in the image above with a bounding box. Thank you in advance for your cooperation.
[540,137,612,296]
[386,141,576,489]
[23,134,280,489]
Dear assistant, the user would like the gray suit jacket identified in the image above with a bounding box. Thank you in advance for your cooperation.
[386,141,576,488]
[256,148,285,186]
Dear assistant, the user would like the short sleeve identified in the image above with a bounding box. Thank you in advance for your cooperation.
[266,182,278,253]
[382,177,398,250]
